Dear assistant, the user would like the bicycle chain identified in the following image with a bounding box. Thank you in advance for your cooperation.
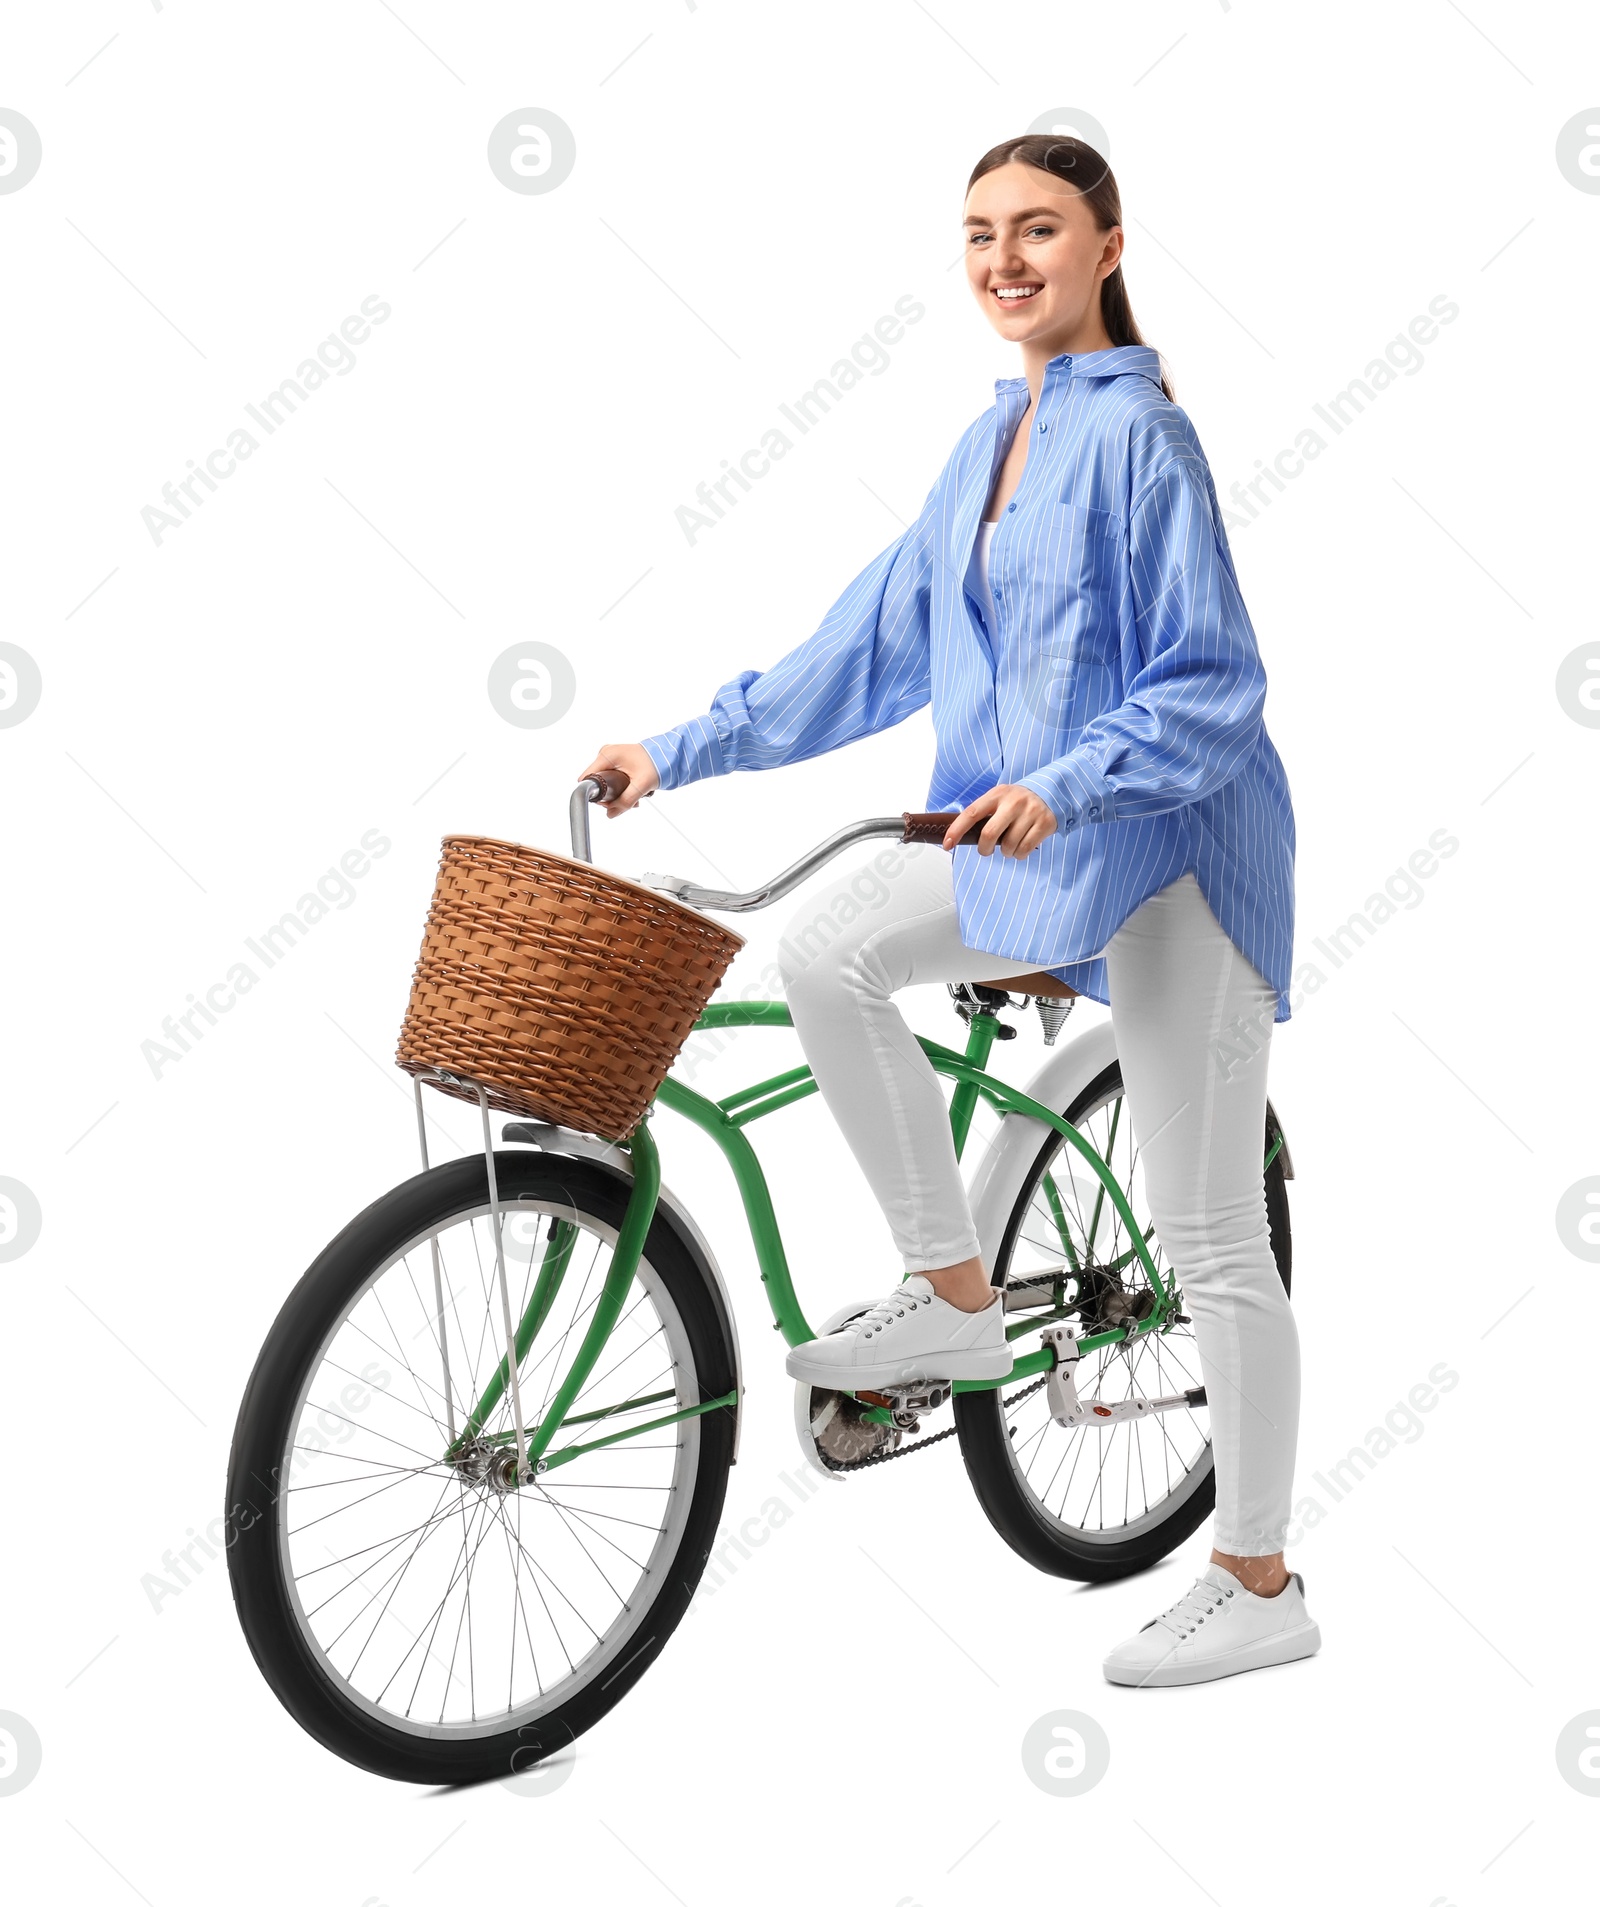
[822,1371,1052,1473]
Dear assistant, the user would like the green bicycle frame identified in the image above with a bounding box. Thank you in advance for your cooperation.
[447,999,1257,1479]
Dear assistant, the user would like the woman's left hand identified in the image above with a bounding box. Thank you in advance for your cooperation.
[944,783,1058,857]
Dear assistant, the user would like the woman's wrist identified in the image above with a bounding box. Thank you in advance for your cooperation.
[1017,759,1111,833]
[638,715,724,791]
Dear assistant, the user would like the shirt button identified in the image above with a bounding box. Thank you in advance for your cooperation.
[1007,501,1017,512]
[1038,421,1048,433]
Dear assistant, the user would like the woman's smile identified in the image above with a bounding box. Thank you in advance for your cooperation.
[991,281,1044,305]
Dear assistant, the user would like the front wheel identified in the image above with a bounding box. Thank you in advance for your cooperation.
[954,1061,1291,1582]
[225,1151,737,1784]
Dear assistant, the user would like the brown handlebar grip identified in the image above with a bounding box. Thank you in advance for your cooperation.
[902,811,984,847]
[585,769,633,803]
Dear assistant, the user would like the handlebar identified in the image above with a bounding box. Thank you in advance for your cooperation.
[901,812,984,847]
[570,778,982,913]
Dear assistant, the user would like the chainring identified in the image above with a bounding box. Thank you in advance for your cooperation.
[807,1387,901,1467]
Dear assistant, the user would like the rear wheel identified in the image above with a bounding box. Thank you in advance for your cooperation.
[954,1062,1291,1582]
[226,1151,736,1784]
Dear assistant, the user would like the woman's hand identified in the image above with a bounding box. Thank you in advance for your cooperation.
[578,743,660,817]
[944,783,1058,858]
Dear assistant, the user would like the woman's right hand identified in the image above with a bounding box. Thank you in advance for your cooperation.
[578,743,660,817]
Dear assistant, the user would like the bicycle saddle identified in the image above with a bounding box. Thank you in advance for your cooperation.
[973,971,1079,1000]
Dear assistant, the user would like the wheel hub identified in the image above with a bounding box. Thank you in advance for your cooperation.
[1075,1263,1156,1335]
[452,1440,527,1493]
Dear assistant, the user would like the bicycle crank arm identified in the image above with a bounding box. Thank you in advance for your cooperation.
[1040,1323,1206,1431]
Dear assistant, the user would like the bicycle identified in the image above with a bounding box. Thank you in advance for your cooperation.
[226,774,1294,1783]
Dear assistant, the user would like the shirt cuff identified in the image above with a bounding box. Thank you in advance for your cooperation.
[1018,754,1114,832]
[640,714,726,792]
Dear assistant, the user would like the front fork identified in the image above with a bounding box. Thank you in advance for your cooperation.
[519,1119,662,1473]
[414,1066,669,1484]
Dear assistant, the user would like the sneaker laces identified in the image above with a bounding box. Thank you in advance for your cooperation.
[849,1283,934,1338]
[1151,1575,1236,1638]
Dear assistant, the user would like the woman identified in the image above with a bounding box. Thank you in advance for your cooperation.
[582,135,1317,1688]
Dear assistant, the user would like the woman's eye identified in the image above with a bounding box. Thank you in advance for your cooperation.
[969,232,991,245]
[1026,225,1053,239]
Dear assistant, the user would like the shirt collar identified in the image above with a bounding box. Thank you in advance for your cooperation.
[993,344,1165,397]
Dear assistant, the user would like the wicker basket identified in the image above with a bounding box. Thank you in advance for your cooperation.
[396,835,744,1141]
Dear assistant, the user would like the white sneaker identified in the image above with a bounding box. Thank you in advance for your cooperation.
[1102,1563,1321,1688]
[784,1275,1013,1390]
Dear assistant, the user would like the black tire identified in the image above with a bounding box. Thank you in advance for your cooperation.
[226,1151,736,1784]
[954,1061,1291,1583]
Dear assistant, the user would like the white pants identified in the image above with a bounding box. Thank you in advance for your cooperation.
[778,847,1299,1556]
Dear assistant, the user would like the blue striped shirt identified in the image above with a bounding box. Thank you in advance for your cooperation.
[641,345,1296,1021]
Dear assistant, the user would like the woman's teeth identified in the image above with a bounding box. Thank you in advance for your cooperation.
[994,285,1040,301]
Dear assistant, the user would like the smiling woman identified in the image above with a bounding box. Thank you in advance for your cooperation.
[582,133,1312,1691]
[962,136,1173,405]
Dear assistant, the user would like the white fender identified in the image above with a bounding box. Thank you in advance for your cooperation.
[967,1018,1123,1270]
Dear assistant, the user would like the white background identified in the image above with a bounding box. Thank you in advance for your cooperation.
[3,2,1596,1901]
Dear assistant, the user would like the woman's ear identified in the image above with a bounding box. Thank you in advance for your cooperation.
[1098,226,1124,282]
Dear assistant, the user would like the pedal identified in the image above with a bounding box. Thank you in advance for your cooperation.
[855,1379,952,1431]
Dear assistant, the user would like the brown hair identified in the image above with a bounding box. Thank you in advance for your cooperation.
[967,135,1173,401]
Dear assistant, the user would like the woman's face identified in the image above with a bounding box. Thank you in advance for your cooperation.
[963,161,1123,352]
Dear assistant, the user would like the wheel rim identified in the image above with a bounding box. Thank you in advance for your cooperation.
[998,1081,1214,1545]
[277,1197,701,1740]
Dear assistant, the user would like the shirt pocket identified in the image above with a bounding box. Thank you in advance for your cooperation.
[1053,502,1123,629]
[1021,503,1124,729]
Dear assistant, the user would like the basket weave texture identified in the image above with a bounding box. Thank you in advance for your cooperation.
[397,835,744,1141]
